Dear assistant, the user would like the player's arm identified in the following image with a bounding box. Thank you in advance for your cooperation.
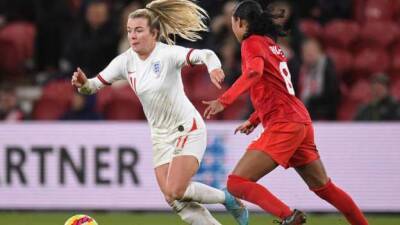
[173,46,224,89]
[218,38,265,107]
[218,57,264,107]
[202,59,263,119]
[186,49,221,72]
[71,55,125,94]
[202,39,265,119]
[188,49,224,89]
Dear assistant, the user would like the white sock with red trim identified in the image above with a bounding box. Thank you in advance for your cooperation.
[181,182,225,204]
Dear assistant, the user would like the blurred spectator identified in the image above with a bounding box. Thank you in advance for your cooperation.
[198,0,226,19]
[295,0,353,24]
[206,0,237,52]
[34,0,76,72]
[206,0,241,84]
[0,0,35,23]
[60,92,102,120]
[355,74,400,121]
[0,84,24,121]
[299,38,340,120]
[220,39,241,85]
[62,0,119,77]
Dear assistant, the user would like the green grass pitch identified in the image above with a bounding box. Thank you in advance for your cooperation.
[0,212,399,225]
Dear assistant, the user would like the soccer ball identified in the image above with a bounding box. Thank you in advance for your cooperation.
[64,215,98,225]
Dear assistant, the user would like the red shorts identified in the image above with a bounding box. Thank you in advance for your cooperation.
[247,122,320,169]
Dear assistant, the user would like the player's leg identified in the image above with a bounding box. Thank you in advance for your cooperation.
[227,150,294,219]
[164,116,248,225]
[167,129,249,225]
[228,122,310,220]
[155,163,222,225]
[165,154,226,204]
[293,124,369,225]
[295,159,369,225]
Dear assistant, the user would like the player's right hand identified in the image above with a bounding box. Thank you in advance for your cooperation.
[234,120,256,135]
[209,68,225,89]
[71,67,88,88]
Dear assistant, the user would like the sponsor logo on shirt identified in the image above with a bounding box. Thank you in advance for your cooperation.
[152,60,161,78]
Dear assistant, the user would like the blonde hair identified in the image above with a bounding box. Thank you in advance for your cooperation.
[128,0,208,45]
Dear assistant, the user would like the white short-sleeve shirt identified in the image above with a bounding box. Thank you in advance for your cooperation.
[97,42,200,131]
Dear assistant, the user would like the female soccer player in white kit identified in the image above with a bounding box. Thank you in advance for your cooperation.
[71,1,248,225]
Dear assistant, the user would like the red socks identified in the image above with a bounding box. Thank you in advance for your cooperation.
[227,174,368,225]
[227,174,292,219]
[312,179,369,225]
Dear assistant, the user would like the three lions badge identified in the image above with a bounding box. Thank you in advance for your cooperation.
[152,60,161,78]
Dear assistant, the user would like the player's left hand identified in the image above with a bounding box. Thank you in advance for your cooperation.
[209,68,225,89]
[202,99,224,119]
[234,120,256,135]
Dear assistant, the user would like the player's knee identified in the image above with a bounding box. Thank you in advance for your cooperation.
[309,176,330,190]
[165,185,187,201]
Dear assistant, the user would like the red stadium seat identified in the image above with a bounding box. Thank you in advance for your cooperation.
[181,65,210,95]
[326,48,354,76]
[0,22,36,75]
[353,0,366,22]
[98,84,145,120]
[323,20,360,49]
[390,77,400,101]
[187,67,224,101]
[358,21,400,48]
[364,0,394,22]
[95,85,114,112]
[353,48,390,77]
[32,79,74,120]
[337,79,372,120]
[33,98,71,120]
[391,51,400,74]
[0,39,19,74]
[299,19,323,39]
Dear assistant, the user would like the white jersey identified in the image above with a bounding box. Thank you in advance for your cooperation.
[88,42,220,131]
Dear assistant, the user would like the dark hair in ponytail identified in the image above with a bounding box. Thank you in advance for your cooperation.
[233,0,286,41]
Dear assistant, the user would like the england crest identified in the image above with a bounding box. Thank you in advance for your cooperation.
[152,60,161,78]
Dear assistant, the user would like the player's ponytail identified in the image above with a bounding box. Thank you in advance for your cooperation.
[129,0,208,45]
[233,0,286,41]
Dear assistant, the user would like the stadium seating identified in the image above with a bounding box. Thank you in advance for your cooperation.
[323,20,360,49]
[358,21,400,49]
[338,79,372,120]
[32,79,73,120]
[299,19,323,39]
[0,22,36,75]
[390,77,400,101]
[326,48,353,76]
[96,84,145,120]
[364,0,395,22]
[353,48,390,77]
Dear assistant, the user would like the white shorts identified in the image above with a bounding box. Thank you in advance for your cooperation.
[151,115,207,168]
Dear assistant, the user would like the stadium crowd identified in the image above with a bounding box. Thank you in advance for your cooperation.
[1,0,400,121]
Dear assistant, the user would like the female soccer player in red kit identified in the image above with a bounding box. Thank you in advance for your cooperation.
[203,1,369,225]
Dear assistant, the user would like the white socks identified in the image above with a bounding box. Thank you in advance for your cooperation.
[181,182,225,204]
[170,182,226,224]
[172,200,222,225]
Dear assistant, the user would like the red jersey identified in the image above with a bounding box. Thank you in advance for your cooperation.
[218,35,311,128]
